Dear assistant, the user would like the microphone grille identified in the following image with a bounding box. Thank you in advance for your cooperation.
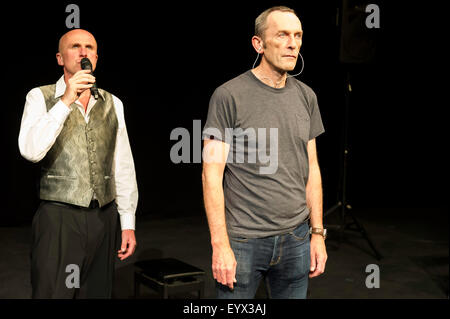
[81,58,92,70]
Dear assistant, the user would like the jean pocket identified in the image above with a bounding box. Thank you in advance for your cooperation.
[290,224,310,241]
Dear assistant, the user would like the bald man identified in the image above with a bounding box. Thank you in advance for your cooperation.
[19,29,138,298]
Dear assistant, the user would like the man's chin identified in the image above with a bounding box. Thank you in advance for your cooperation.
[278,60,297,71]
[271,62,297,74]
[281,64,297,72]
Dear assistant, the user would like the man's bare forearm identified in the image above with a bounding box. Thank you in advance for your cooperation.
[202,168,230,248]
[202,162,237,289]
[306,163,323,228]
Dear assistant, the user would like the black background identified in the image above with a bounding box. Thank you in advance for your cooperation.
[1,0,447,226]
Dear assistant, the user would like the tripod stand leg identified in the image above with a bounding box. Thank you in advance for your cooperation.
[324,202,343,249]
[339,204,346,245]
[324,202,342,217]
[347,209,382,260]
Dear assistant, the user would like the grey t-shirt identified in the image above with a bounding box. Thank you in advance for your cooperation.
[203,70,325,238]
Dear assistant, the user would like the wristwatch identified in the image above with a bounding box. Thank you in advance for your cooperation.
[309,227,327,240]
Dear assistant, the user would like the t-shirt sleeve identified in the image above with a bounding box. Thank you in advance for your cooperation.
[307,89,325,140]
[202,86,236,144]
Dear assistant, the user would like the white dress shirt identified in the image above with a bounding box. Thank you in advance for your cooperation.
[18,75,138,230]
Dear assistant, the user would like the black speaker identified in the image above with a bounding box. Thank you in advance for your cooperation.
[339,0,380,64]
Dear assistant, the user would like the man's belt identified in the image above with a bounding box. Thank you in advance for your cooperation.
[45,199,100,209]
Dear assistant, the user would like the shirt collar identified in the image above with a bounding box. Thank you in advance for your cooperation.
[54,75,105,100]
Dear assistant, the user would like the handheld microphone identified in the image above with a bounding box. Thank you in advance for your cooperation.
[80,57,99,100]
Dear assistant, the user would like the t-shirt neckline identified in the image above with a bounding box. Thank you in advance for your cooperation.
[246,69,293,93]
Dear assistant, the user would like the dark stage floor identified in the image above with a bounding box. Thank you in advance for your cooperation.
[0,207,448,299]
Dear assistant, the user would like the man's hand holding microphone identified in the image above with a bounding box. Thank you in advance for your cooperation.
[61,70,95,107]
[61,57,97,107]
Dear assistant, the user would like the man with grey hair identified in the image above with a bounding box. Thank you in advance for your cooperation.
[19,29,138,298]
[202,6,327,298]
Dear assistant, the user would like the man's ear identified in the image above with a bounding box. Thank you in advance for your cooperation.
[56,52,64,66]
[251,36,264,53]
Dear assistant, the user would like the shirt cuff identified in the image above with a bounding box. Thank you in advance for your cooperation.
[119,213,136,231]
[48,100,72,124]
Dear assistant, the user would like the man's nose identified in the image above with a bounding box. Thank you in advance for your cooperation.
[287,35,297,50]
[79,47,88,57]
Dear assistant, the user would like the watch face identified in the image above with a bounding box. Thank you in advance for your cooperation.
[310,228,327,239]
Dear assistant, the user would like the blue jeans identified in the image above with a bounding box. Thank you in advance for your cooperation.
[216,221,311,299]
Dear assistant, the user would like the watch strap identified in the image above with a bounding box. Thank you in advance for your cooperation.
[309,227,327,239]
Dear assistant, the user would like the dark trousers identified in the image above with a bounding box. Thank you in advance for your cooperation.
[30,200,119,299]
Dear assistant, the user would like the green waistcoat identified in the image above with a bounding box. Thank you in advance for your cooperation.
[39,84,118,207]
